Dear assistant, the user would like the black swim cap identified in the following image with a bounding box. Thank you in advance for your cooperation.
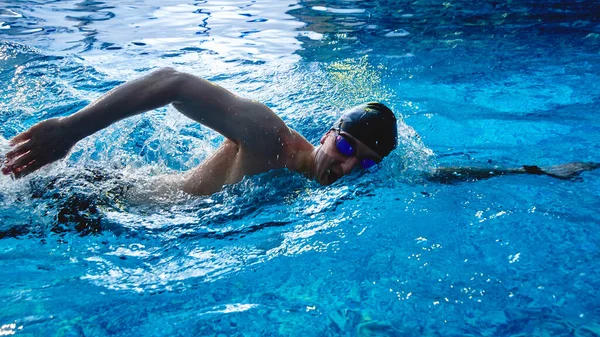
[332,102,398,158]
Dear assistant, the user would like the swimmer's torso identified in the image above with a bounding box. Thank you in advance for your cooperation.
[180,127,301,196]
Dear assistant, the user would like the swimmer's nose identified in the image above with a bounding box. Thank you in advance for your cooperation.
[341,157,360,175]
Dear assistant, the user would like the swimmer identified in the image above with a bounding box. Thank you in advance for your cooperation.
[2,68,598,194]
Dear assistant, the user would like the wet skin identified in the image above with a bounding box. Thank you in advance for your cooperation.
[3,68,598,196]
[1,68,383,196]
[313,130,382,186]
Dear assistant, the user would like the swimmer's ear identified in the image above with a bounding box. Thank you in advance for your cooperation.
[320,130,333,145]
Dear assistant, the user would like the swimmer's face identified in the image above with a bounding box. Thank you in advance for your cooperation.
[314,130,382,186]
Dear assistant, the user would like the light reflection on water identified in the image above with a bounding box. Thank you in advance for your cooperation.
[1,0,599,335]
[0,0,306,63]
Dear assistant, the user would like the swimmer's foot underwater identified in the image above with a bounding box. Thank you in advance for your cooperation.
[429,162,600,184]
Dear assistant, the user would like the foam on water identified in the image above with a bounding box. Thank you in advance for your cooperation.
[1,0,600,336]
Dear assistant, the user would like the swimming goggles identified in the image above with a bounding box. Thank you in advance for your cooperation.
[334,132,378,169]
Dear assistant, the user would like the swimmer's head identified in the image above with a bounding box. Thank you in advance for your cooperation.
[313,102,397,186]
[332,102,397,158]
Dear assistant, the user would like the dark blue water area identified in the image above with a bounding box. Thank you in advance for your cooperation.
[1,0,600,336]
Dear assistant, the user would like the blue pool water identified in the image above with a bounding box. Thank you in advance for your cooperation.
[1,0,600,335]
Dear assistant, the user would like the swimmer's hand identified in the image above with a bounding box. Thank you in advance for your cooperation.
[2,118,78,178]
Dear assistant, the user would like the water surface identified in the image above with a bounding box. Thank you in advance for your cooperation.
[1,0,600,335]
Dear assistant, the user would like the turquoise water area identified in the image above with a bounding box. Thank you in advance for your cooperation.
[1,0,600,335]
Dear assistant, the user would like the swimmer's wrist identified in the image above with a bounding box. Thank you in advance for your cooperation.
[61,114,94,142]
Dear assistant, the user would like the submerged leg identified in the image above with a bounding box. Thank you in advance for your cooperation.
[429,162,600,184]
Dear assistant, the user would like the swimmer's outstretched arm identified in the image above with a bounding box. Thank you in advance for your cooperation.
[2,68,285,177]
[429,162,600,183]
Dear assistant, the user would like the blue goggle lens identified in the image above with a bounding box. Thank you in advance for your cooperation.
[336,135,378,170]
[360,158,377,169]
[335,135,355,157]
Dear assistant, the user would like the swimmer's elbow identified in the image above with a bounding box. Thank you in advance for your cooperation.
[151,67,181,84]
[169,70,242,107]
[155,66,177,75]
[140,67,188,103]
[151,67,222,98]
[145,67,214,106]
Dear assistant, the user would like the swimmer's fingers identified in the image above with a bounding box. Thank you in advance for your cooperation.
[3,149,39,175]
[3,145,58,178]
[3,126,36,174]
[9,129,33,146]
[12,160,43,179]
[5,140,33,160]
[2,147,61,178]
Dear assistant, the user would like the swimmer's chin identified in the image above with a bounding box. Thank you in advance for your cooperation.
[316,170,340,186]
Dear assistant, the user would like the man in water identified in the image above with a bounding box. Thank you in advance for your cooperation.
[2,68,598,194]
